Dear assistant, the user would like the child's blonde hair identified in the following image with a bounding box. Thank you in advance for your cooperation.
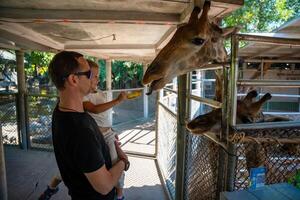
[87,59,99,69]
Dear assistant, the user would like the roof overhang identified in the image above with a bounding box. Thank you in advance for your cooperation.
[0,0,243,61]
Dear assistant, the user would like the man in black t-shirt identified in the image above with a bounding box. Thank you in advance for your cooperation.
[48,51,129,200]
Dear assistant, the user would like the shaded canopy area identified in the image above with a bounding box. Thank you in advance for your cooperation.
[0,0,242,61]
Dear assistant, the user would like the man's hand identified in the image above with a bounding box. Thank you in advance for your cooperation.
[117,92,127,103]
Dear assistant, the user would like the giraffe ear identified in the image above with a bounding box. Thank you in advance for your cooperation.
[221,27,240,38]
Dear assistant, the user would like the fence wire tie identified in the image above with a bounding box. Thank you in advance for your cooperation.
[229,132,245,143]
[273,137,283,146]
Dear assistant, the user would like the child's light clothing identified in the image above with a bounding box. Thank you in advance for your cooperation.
[84,90,125,188]
[103,129,125,188]
[83,90,111,128]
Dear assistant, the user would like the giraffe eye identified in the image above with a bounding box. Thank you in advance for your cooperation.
[191,38,205,45]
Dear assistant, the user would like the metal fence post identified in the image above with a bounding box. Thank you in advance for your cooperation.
[226,33,239,191]
[24,94,31,149]
[0,123,8,200]
[16,50,28,150]
[175,74,188,200]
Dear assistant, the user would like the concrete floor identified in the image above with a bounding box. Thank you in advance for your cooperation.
[3,118,167,200]
[115,117,156,155]
[4,146,167,200]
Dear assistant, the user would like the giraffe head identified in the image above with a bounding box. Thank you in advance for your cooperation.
[143,1,238,94]
[186,90,272,135]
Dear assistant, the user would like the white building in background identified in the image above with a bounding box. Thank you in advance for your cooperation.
[0,50,17,91]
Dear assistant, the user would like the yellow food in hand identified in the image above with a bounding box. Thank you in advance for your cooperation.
[127,90,142,99]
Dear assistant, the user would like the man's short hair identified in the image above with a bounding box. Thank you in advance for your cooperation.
[49,51,83,90]
[87,60,99,69]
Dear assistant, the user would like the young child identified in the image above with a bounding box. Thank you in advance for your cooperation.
[83,60,127,200]
[39,60,128,200]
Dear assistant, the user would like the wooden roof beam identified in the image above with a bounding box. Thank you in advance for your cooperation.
[244,46,283,59]
[0,29,57,51]
[0,8,180,25]
[64,44,155,50]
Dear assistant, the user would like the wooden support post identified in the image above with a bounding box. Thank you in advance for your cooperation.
[143,64,149,118]
[105,59,113,125]
[0,124,8,200]
[16,50,28,150]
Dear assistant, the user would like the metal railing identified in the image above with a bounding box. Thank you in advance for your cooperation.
[232,33,300,128]
[227,33,300,192]
[157,33,300,200]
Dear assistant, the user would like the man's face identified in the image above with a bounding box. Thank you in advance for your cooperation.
[76,57,91,96]
[90,67,99,92]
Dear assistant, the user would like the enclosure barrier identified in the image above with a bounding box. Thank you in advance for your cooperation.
[1,87,150,151]
[227,33,300,192]
[156,33,300,200]
[0,93,19,146]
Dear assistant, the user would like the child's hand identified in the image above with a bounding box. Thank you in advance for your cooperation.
[117,92,127,102]
[115,140,127,161]
[115,134,119,141]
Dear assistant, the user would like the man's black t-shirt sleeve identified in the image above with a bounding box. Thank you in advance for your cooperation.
[73,128,105,173]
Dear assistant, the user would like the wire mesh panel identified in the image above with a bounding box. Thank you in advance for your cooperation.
[184,134,219,200]
[157,103,177,200]
[27,94,58,150]
[233,126,300,190]
[0,93,19,145]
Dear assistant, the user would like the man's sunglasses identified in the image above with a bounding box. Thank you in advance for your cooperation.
[63,70,92,80]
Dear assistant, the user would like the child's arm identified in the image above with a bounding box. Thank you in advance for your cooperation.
[83,92,127,114]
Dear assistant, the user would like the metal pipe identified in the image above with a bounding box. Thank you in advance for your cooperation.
[0,124,8,200]
[105,59,113,125]
[263,112,300,115]
[154,159,173,200]
[196,62,230,71]
[237,33,300,46]
[230,137,300,144]
[110,87,144,92]
[154,93,160,158]
[229,34,239,127]
[143,64,149,118]
[233,121,300,130]
[237,93,300,98]
[225,33,239,192]
[186,73,191,124]
[175,74,188,200]
[189,94,222,108]
[243,59,300,63]
[237,80,300,87]
[16,50,27,150]
[163,87,178,94]
[158,101,177,117]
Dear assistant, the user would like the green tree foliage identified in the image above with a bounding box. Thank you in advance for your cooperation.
[89,59,143,90]
[223,0,300,32]
[24,51,54,77]
[24,51,54,92]
[98,59,106,90]
[111,60,143,89]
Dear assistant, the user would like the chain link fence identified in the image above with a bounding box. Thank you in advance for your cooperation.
[157,90,300,200]
[232,126,300,190]
[157,103,177,200]
[27,94,58,150]
[0,93,19,145]
[184,134,220,200]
